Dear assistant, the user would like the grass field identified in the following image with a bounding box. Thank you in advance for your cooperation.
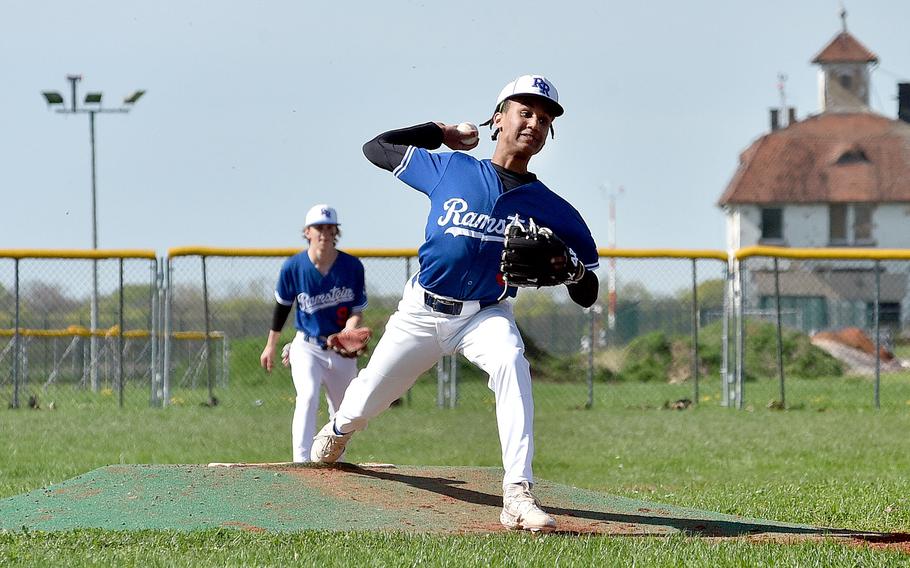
[2,375,910,566]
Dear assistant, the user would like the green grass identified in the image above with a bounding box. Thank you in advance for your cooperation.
[2,377,910,566]
[1,530,908,567]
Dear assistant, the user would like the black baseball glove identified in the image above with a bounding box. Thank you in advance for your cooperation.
[500,218,585,287]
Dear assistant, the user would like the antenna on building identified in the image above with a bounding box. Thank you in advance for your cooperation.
[777,73,789,127]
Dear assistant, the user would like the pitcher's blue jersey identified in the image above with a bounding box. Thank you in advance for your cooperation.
[393,148,599,303]
[275,251,368,338]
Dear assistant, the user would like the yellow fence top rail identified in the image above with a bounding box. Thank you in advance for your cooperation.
[0,249,156,260]
[170,246,727,261]
[0,327,223,339]
[167,246,419,259]
[9,246,908,263]
[736,246,910,261]
[596,248,728,261]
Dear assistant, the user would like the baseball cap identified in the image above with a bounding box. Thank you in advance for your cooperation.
[304,204,339,227]
[495,75,564,117]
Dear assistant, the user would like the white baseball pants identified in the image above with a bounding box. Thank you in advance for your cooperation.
[289,332,357,462]
[333,277,535,487]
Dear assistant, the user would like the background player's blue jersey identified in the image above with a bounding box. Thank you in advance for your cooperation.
[394,148,599,303]
[275,251,367,338]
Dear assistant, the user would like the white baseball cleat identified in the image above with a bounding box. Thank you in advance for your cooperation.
[500,481,557,532]
[310,421,353,463]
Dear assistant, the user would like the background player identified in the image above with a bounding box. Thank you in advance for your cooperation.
[260,204,368,463]
[311,75,599,532]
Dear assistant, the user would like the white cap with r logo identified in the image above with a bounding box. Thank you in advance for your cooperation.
[304,204,340,227]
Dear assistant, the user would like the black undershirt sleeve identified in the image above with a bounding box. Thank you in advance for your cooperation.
[362,122,445,172]
[567,270,599,308]
[270,302,292,332]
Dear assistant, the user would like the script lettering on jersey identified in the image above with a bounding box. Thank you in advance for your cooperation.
[532,78,551,98]
[437,198,519,242]
[297,286,355,315]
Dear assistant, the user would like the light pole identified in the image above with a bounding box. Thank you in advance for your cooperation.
[42,75,145,391]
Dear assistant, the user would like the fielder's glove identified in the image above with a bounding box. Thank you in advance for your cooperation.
[500,218,585,288]
[326,327,373,358]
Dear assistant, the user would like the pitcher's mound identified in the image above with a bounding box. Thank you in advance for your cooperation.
[0,463,877,537]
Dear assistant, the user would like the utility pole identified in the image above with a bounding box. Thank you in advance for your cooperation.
[42,75,145,391]
[601,184,624,332]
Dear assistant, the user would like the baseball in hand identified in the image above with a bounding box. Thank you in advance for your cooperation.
[456,122,479,145]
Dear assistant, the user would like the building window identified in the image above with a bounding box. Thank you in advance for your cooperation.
[854,204,874,243]
[760,208,783,241]
[829,204,847,243]
[839,74,853,90]
[866,302,901,330]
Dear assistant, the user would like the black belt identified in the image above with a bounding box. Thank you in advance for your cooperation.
[303,334,328,349]
[423,292,498,316]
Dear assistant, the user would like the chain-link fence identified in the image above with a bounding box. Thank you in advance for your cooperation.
[4,247,910,413]
[0,251,158,410]
[164,248,730,414]
[732,247,910,410]
[164,248,419,413]
[580,252,729,411]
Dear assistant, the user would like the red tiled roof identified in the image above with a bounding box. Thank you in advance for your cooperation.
[718,113,910,205]
[812,31,878,63]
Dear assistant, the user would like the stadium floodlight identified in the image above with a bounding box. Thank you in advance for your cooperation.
[42,91,64,105]
[124,90,145,104]
[40,74,145,395]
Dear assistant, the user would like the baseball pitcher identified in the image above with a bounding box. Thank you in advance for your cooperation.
[311,76,599,532]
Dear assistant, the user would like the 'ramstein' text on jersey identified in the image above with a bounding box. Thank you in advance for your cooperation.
[275,251,367,338]
[395,148,599,303]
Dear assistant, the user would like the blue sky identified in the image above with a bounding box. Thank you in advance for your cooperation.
[2,0,908,254]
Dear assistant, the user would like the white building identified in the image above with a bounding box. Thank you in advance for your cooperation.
[718,22,910,333]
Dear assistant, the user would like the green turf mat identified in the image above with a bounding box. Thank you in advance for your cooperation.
[0,463,882,536]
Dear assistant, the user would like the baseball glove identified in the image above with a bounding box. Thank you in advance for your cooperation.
[500,218,585,287]
[326,327,372,358]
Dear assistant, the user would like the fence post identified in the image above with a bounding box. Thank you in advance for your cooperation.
[449,354,457,409]
[586,305,595,409]
[774,257,785,407]
[436,357,446,408]
[149,259,159,407]
[721,262,730,407]
[691,258,699,404]
[874,260,881,409]
[12,259,20,409]
[221,333,230,388]
[201,256,215,406]
[118,258,125,408]
[735,258,746,409]
[405,256,413,406]
[163,258,172,407]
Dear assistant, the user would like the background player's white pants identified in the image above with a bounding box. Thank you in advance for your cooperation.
[290,332,357,462]
[334,278,535,487]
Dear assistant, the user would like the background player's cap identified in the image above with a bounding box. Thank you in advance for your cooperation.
[495,75,564,117]
[304,204,340,227]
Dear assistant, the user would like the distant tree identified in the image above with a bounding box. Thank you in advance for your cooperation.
[675,278,725,310]
[22,281,80,314]
[514,290,559,319]
[613,280,654,305]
